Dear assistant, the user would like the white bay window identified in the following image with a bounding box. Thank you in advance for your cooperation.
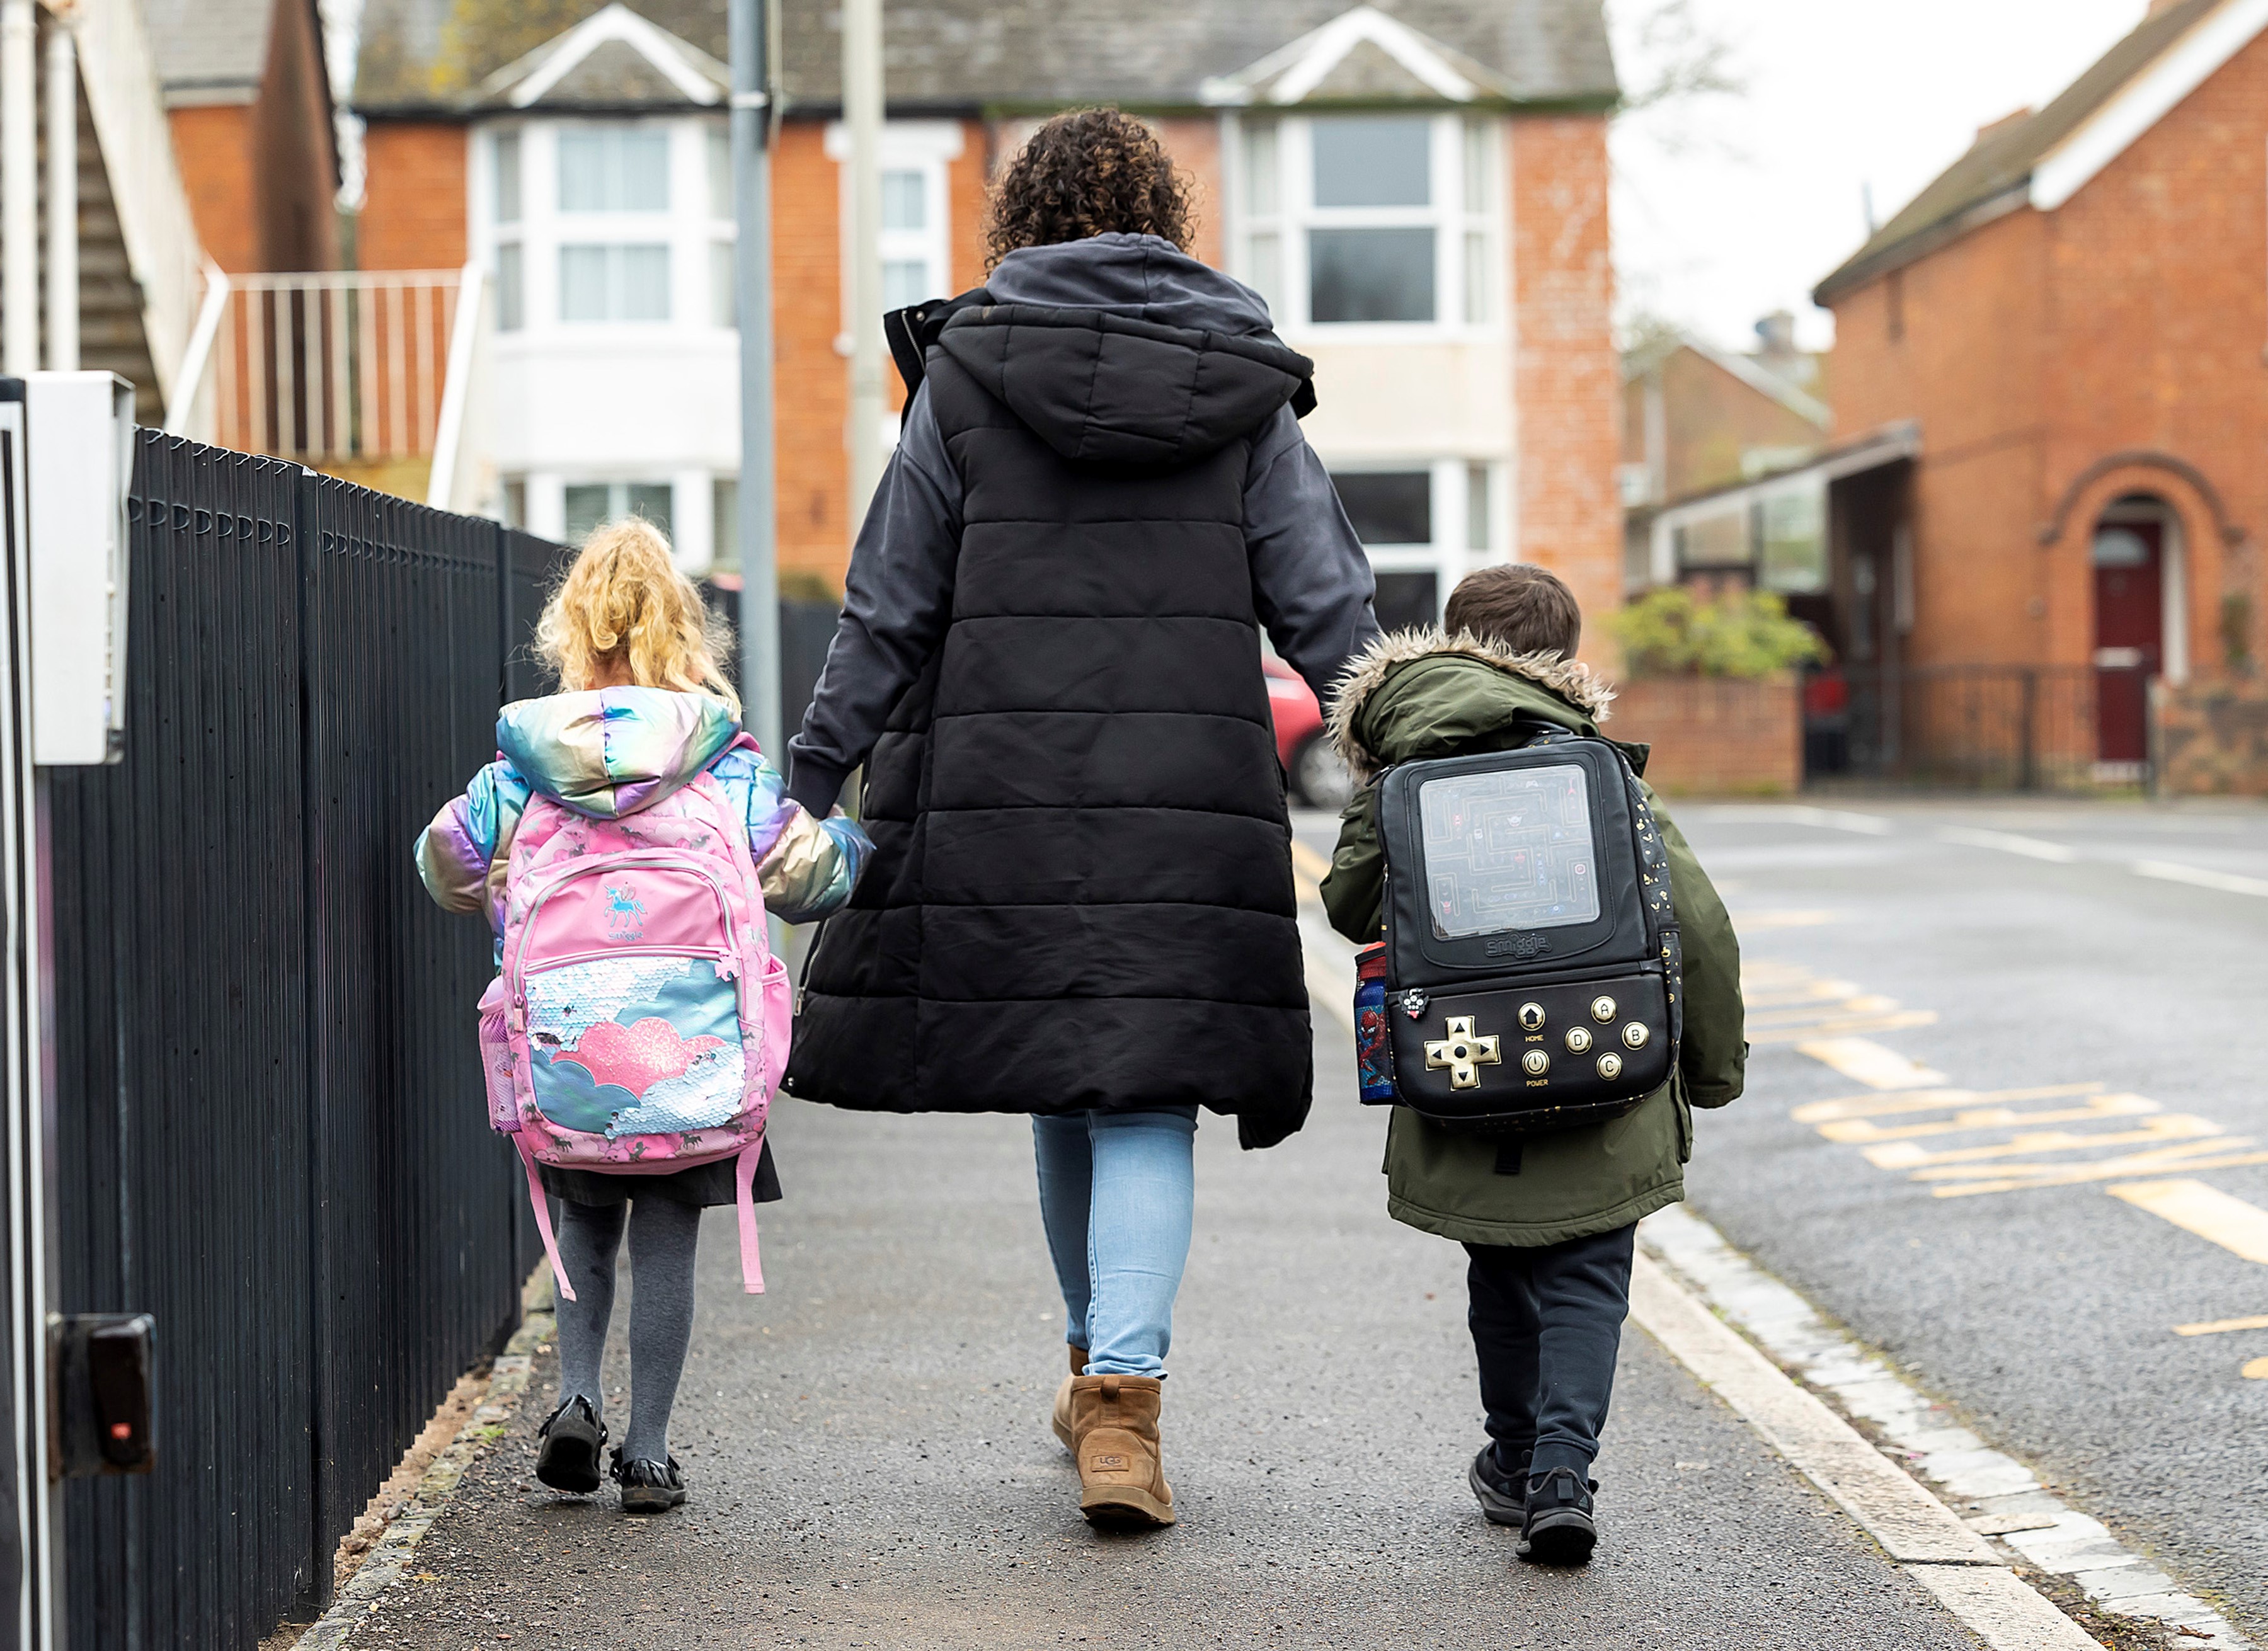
[1233,112,1498,335]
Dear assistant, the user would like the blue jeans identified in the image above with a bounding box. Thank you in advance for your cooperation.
[1031,1107,1198,1380]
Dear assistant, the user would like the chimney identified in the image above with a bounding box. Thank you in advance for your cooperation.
[1752,311,1818,389]
[1754,311,1798,365]
[1975,107,2032,146]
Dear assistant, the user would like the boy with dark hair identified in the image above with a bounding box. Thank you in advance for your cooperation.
[1319,563,1746,1565]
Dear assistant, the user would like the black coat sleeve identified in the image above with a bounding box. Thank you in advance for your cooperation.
[784,385,964,814]
[1243,406,1380,707]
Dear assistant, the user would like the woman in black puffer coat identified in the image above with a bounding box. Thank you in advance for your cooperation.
[782,110,1378,1526]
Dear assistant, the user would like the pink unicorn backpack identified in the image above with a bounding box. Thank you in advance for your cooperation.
[476,753,791,1301]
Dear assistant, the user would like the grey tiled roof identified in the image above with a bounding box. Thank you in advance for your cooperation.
[355,0,1615,115]
[144,0,280,105]
[1814,0,2218,302]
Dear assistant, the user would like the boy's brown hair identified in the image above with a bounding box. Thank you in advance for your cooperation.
[1443,563,1582,659]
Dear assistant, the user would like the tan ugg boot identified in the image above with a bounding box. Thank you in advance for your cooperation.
[1067,1373,1175,1527]
[1050,1343,1088,1451]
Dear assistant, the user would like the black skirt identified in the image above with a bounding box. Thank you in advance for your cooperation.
[540,1137,782,1209]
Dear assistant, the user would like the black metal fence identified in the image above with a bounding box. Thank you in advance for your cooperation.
[47,435,568,1647]
[1804,663,2104,790]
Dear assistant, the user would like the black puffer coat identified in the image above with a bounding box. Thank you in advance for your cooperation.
[784,235,1378,1148]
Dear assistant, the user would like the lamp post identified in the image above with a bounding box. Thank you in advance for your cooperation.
[843,0,885,519]
[729,0,782,762]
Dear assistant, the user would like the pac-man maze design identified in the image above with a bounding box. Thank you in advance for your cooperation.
[1417,765,1600,940]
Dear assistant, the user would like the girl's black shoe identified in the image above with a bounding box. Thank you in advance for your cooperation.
[535,1396,607,1495]
[610,1447,688,1514]
[1469,1444,1531,1526]
[1517,1467,1598,1565]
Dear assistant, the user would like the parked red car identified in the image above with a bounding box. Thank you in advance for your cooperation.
[1263,656,1353,809]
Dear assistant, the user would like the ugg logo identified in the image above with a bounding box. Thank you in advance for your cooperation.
[1090,1453,1129,1470]
[1487,933,1549,959]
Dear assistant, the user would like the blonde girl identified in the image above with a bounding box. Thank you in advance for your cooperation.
[416,520,869,1512]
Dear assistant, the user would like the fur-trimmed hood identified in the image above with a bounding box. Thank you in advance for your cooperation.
[1324,629,1618,782]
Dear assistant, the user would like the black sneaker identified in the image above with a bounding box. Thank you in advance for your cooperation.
[534,1397,607,1495]
[1516,1467,1598,1565]
[1468,1444,1532,1527]
[610,1448,688,1514]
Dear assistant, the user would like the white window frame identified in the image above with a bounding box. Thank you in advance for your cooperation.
[1228,112,1501,342]
[824,120,964,346]
[519,471,719,573]
[471,117,726,336]
[1327,457,1508,623]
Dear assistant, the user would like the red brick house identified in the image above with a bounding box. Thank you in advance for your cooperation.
[147,0,341,275]
[348,0,1626,627]
[1618,314,1832,592]
[1809,0,2268,789]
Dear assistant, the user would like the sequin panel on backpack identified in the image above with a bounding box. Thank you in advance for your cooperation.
[524,954,747,1140]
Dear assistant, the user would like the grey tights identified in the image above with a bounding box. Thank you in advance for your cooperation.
[553,1196,702,1465]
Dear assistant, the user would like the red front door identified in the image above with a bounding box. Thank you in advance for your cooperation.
[2091,523,2162,764]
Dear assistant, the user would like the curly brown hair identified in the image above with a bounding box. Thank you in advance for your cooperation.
[984,109,1195,268]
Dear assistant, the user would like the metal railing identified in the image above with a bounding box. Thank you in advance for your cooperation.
[49,430,564,1647]
[190,270,464,464]
[1805,663,2104,791]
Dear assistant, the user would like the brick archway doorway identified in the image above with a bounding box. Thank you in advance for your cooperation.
[2090,493,2187,773]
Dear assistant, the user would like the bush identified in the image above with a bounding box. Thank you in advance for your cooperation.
[1608,586,1830,678]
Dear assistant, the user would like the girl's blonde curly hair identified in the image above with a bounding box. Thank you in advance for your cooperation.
[534,517,741,718]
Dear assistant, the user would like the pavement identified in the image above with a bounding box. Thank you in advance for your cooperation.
[339,821,2039,1649]
[1639,796,2268,1644]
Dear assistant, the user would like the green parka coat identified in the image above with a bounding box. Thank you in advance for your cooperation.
[1320,633,1746,1247]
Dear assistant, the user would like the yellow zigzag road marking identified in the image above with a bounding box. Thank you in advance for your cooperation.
[1753,1010,1937,1046]
[1818,1094,2158,1145]
[1863,1115,2221,1170]
[1747,994,1904,1029]
[2175,1313,2268,1337]
[1792,1036,1949,1091]
[1925,1141,2268,1198]
[1744,981,1863,1010]
[1792,1084,2107,1126]
[2107,1179,2268,1265]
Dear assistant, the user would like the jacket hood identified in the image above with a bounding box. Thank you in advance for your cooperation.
[496,687,740,820]
[1325,629,1618,782]
[987,234,1281,335]
[941,234,1315,469]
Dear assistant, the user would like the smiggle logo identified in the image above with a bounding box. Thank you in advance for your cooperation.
[604,883,648,942]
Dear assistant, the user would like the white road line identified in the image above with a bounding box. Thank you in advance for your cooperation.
[1794,1036,1949,1090]
[1642,1205,2252,1650]
[1629,1248,2110,1651]
[1705,804,1897,835]
[1629,1252,2000,1566]
[1937,826,2080,864]
[2134,859,2268,898]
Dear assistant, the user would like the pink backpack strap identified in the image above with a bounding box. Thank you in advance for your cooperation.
[735,1139,765,1294]
[516,1133,577,1303]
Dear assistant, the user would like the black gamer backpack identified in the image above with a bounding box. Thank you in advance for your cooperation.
[1363,728,1682,1133]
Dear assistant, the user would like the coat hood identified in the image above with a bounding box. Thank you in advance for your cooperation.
[1325,629,1619,783]
[496,687,740,820]
[941,234,1315,469]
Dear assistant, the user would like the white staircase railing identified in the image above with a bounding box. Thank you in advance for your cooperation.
[195,269,464,466]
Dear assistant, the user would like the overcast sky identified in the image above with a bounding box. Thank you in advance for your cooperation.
[1608,0,2152,352]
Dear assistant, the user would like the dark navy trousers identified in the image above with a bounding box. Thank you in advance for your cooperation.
[1465,1221,1637,1479]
